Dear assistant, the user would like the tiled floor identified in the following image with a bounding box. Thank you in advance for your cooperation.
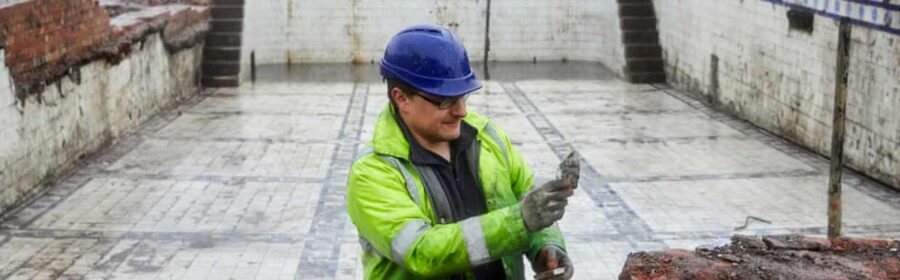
[1,63,899,279]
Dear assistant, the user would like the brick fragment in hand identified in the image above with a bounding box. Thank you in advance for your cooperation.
[557,151,580,190]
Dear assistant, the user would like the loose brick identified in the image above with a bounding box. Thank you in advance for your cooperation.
[619,235,900,280]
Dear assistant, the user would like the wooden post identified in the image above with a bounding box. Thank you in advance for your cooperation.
[828,18,851,239]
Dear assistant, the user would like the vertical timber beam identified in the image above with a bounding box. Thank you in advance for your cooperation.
[828,18,851,239]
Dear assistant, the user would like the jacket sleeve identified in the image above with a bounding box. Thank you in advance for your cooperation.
[494,123,569,263]
[346,155,531,278]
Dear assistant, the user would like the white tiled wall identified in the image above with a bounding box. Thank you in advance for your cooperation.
[0,35,204,212]
[240,0,626,77]
[653,0,900,188]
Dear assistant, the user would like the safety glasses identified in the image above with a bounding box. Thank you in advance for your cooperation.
[412,91,472,109]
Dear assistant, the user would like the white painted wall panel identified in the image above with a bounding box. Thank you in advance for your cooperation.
[0,35,204,212]
[653,0,900,188]
[240,0,626,78]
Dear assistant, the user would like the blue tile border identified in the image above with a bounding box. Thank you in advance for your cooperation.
[295,83,369,280]
[764,0,900,35]
[502,82,665,248]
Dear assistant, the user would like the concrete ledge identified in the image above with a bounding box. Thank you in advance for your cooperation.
[109,5,211,53]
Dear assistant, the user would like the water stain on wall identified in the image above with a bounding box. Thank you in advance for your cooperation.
[286,0,293,65]
[708,54,720,106]
[434,4,458,33]
[349,0,363,64]
[287,0,293,20]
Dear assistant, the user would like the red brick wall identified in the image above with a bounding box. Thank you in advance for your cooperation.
[0,0,112,91]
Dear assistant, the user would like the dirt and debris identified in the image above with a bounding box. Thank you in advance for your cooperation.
[619,235,900,280]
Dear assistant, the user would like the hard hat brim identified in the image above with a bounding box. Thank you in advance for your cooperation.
[380,59,483,98]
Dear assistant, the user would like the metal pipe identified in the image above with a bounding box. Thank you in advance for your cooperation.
[251,50,256,82]
[483,0,491,80]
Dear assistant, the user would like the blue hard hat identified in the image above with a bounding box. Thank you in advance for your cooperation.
[380,24,482,98]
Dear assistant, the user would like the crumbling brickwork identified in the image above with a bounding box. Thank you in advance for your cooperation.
[619,235,900,279]
[0,0,209,95]
[0,0,112,93]
[0,0,209,214]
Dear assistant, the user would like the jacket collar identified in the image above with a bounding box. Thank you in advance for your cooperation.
[372,103,488,161]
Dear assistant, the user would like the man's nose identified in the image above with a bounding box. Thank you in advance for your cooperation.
[449,98,467,118]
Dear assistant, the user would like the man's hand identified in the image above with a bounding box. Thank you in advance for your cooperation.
[521,179,573,232]
[533,246,574,280]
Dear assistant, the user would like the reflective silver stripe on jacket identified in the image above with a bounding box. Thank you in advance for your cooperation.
[359,237,379,255]
[379,154,455,224]
[390,219,430,267]
[379,155,421,206]
[484,123,508,163]
[460,216,491,266]
[354,147,374,162]
[413,166,454,224]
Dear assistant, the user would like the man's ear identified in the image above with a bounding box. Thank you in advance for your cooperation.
[391,87,410,112]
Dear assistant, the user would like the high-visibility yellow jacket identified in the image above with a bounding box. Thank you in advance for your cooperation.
[346,104,566,279]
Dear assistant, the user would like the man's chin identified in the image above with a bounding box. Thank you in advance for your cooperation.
[440,133,461,142]
[437,123,461,140]
[437,130,461,142]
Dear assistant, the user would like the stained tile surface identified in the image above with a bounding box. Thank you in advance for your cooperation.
[2,64,899,280]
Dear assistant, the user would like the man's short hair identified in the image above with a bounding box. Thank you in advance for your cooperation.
[386,78,416,107]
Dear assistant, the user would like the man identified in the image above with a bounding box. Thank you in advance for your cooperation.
[346,24,575,279]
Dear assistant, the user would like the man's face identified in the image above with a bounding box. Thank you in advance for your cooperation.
[392,87,469,143]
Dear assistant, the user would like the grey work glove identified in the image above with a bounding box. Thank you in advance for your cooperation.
[533,246,574,280]
[521,179,573,233]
